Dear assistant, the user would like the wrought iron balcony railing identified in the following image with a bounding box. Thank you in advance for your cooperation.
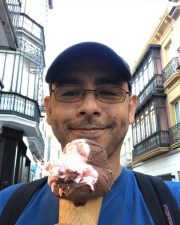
[133,131,170,160]
[169,122,180,146]
[0,92,41,124]
[6,0,21,37]
[162,57,180,83]
[17,13,45,49]
[136,74,164,111]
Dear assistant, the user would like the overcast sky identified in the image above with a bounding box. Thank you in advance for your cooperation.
[44,0,171,71]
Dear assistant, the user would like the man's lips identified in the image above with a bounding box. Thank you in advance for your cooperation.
[70,127,106,135]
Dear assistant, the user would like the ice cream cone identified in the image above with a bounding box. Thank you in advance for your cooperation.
[59,197,103,225]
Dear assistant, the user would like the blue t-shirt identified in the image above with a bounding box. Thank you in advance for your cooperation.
[0,167,180,225]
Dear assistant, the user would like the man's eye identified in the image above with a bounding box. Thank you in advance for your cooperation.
[99,90,117,96]
[62,91,79,96]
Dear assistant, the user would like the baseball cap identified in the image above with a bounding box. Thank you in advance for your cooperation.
[45,42,132,92]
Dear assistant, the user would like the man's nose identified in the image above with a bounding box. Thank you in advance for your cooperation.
[76,91,102,117]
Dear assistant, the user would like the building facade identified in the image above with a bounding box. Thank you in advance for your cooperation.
[131,5,180,181]
[0,0,52,186]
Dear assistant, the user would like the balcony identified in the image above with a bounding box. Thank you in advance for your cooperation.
[6,0,21,36]
[136,74,164,111]
[0,0,21,50]
[120,152,132,168]
[0,91,45,159]
[133,131,170,164]
[163,57,180,89]
[0,92,41,124]
[28,135,45,160]
[169,122,180,149]
[17,13,45,49]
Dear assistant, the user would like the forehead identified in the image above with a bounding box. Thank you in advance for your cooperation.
[53,56,125,85]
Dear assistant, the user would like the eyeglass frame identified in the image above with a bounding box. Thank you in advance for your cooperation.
[50,86,131,104]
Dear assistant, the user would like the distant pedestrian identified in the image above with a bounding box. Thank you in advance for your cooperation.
[1,181,9,191]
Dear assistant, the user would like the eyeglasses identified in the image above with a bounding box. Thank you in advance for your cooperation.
[50,86,131,104]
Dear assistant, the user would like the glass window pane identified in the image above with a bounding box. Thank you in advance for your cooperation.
[167,43,174,62]
[156,59,162,74]
[132,83,135,95]
[28,61,36,99]
[145,110,150,137]
[17,56,24,93]
[3,54,15,91]
[148,59,154,80]
[144,66,148,86]
[137,119,141,142]
[34,66,39,101]
[159,108,168,130]
[139,72,143,92]
[12,55,20,92]
[133,124,137,145]
[21,58,29,96]
[0,53,6,80]
[141,115,145,140]
[175,102,180,124]
[151,109,157,133]
[136,78,139,96]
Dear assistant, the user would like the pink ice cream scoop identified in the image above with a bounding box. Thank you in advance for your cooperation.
[45,139,114,206]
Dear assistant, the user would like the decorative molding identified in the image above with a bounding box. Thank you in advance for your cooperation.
[163,71,180,91]
[131,8,174,73]
[133,147,171,164]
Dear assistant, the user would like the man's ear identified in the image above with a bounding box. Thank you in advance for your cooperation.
[129,94,137,124]
[44,96,52,125]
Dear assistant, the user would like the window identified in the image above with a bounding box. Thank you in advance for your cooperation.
[167,42,174,62]
[139,72,144,93]
[0,53,6,81]
[12,55,20,92]
[141,114,145,140]
[121,142,126,155]
[133,123,137,145]
[3,54,15,91]
[175,101,180,124]
[145,109,150,137]
[148,57,154,80]
[144,65,148,87]
[47,137,51,162]
[21,58,29,96]
[132,82,135,95]
[136,77,139,96]
[127,138,131,151]
[28,61,37,98]
[150,108,157,133]
[137,118,141,142]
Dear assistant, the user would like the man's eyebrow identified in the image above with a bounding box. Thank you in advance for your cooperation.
[95,77,124,86]
[55,78,82,86]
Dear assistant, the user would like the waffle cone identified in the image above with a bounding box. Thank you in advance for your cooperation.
[59,197,103,225]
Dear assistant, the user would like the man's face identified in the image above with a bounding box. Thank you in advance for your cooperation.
[44,56,137,158]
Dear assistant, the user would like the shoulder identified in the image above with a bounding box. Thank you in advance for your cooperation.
[165,181,180,210]
[0,183,23,215]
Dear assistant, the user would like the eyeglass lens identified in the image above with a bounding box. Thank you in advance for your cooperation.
[54,87,126,103]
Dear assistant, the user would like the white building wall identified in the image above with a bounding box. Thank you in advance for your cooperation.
[133,149,180,181]
[120,125,133,167]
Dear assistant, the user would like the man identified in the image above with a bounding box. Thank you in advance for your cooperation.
[0,42,180,225]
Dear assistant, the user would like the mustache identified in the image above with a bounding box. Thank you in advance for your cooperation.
[66,118,115,129]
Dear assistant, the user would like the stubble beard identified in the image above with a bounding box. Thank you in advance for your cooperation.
[51,117,129,158]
